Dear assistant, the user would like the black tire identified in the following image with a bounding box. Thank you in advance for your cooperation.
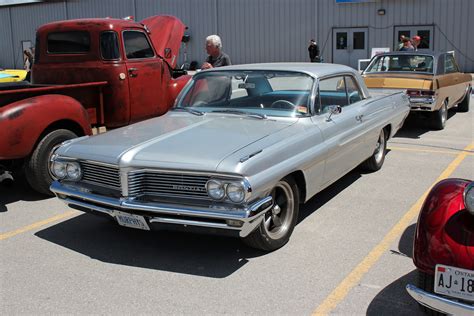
[417,271,444,316]
[243,176,299,251]
[432,101,448,130]
[457,88,471,112]
[361,129,386,172]
[25,129,77,195]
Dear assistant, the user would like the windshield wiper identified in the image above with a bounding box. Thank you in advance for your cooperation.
[173,107,205,116]
[211,109,267,119]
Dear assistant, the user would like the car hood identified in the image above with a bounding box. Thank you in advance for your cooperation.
[60,112,297,171]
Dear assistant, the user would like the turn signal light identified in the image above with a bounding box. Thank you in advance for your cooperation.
[406,89,435,97]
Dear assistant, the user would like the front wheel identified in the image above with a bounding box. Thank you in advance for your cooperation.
[243,176,299,251]
[25,129,77,195]
[361,129,386,172]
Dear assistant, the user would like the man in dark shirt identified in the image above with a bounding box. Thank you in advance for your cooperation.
[308,39,320,62]
[202,35,231,69]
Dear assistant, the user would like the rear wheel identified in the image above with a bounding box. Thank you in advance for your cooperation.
[457,88,471,112]
[432,101,448,130]
[243,176,299,251]
[25,129,77,195]
[361,129,386,172]
[417,271,444,316]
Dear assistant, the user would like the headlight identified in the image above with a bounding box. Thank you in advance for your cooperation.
[464,182,474,215]
[226,182,245,203]
[52,161,67,179]
[66,162,82,181]
[207,180,225,200]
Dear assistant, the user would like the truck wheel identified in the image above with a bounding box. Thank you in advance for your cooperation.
[361,129,386,172]
[243,176,299,251]
[457,88,471,112]
[417,271,443,316]
[25,129,77,195]
[432,101,448,130]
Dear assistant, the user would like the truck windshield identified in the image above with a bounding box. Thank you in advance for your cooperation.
[365,55,434,74]
[176,70,314,118]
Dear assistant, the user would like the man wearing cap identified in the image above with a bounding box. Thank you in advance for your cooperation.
[412,35,421,51]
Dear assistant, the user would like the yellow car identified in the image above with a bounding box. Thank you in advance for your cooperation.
[0,68,28,83]
[362,51,471,130]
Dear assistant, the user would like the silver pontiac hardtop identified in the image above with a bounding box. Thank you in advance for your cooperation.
[50,63,410,251]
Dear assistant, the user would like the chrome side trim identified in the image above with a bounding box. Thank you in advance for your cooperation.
[406,284,474,316]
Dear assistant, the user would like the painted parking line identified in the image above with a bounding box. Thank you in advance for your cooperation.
[312,142,474,316]
[0,210,77,241]
[388,146,474,156]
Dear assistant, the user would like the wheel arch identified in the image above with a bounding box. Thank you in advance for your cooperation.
[286,170,307,203]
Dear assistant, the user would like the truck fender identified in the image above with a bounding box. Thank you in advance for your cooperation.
[167,74,192,108]
[0,94,92,160]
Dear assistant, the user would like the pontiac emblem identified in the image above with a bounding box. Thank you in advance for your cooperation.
[173,185,206,192]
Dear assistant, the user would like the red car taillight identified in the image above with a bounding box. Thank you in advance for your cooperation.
[406,89,435,97]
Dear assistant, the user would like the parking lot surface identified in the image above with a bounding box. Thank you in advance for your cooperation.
[1,96,473,315]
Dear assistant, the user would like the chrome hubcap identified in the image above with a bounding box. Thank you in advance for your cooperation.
[374,131,385,163]
[264,181,294,240]
[441,103,447,124]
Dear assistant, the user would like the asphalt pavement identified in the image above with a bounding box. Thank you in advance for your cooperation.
[1,96,473,315]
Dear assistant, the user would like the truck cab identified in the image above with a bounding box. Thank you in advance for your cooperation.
[33,16,187,127]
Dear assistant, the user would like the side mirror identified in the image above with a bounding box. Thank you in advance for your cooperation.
[326,105,342,121]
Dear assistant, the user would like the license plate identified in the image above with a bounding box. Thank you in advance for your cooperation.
[114,211,150,231]
[434,264,474,302]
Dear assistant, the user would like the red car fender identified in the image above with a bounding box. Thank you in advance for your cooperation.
[0,94,92,160]
[167,74,192,109]
[413,178,474,274]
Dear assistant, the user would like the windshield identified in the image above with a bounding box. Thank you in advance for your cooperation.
[175,70,315,117]
[365,55,434,74]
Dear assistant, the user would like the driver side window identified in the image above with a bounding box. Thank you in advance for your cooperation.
[318,76,348,113]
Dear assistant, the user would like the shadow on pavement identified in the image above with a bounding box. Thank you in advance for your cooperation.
[393,110,456,139]
[35,213,264,278]
[0,176,50,212]
[395,223,416,259]
[367,269,424,316]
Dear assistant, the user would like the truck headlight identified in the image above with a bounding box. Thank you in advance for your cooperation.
[226,182,245,203]
[66,162,82,181]
[52,161,67,179]
[464,182,474,215]
[207,180,225,200]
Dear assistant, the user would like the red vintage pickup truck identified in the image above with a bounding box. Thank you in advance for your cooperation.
[0,15,190,195]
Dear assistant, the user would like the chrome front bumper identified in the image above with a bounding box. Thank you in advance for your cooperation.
[406,284,474,316]
[50,181,273,238]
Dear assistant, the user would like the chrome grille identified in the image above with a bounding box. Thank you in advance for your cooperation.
[128,171,211,199]
[80,161,121,190]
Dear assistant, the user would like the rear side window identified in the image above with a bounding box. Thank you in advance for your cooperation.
[345,76,363,104]
[47,31,90,53]
[123,31,154,59]
[444,55,459,74]
[100,31,120,60]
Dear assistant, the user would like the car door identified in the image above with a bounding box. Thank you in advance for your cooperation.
[123,29,165,123]
[311,75,367,187]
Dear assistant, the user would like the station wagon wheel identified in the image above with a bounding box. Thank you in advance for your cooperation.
[243,176,299,251]
[361,129,386,172]
[432,100,448,130]
[457,87,471,112]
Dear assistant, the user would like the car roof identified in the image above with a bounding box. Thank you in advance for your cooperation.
[202,62,357,78]
[374,51,447,58]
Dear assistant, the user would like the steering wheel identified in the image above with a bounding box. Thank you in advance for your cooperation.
[270,100,296,110]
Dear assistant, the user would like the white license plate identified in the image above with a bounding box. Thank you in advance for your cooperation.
[434,264,474,302]
[114,211,150,231]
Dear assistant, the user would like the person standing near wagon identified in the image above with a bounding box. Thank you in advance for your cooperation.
[201,35,231,70]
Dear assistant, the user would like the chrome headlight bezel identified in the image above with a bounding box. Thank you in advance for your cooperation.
[51,161,67,179]
[66,161,82,181]
[50,157,82,182]
[463,182,474,215]
[206,177,251,204]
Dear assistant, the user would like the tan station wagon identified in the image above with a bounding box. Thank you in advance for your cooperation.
[362,51,471,129]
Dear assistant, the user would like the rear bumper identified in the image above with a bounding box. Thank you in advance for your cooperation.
[409,97,437,111]
[406,284,474,316]
[50,181,273,238]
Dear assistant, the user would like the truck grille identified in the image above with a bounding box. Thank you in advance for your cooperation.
[80,161,121,190]
[128,170,211,200]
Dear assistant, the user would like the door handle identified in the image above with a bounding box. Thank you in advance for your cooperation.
[355,114,364,122]
[128,68,138,77]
